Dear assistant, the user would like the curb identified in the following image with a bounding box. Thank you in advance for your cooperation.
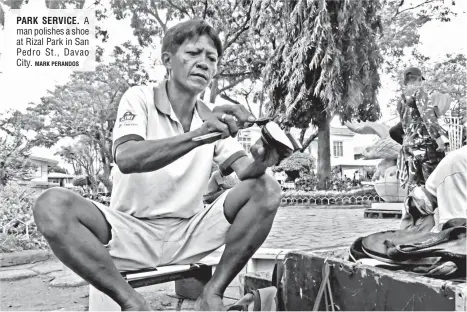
[0,250,55,267]
[281,204,371,209]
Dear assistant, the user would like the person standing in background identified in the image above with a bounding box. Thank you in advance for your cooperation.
[396,67,449,192]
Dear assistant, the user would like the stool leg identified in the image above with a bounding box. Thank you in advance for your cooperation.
[175,266,212,300]
[89,284,121,311]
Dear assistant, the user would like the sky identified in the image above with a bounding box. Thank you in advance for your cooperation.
[0,0,466,167]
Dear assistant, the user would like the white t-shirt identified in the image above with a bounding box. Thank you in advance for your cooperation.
[110,81,246,219]
[425,146,467,231]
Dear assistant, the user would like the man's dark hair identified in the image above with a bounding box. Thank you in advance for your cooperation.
[161,19,223,57]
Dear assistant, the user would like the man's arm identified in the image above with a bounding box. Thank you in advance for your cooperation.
[116,111,240,174]
[115,129,204,174]
[113,89,252,174]
[115,110,234,174]
[230,156,268,181]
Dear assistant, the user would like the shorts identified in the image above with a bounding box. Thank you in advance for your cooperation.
[90,190,231,272]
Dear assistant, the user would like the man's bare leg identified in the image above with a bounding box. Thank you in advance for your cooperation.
[195,174,281,310]
[33,188,152,311]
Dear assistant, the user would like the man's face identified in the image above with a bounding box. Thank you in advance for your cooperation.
[165,35,218,95]
[404,75,423,87]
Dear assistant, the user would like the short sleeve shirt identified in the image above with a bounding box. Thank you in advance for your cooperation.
[110,81,247,219]
[425,146,467,227]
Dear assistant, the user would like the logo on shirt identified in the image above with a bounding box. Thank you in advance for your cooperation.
[120,111,136,122]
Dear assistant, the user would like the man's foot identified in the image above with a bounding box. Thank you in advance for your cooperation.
[194,292,225,311]
[120,292,153,311]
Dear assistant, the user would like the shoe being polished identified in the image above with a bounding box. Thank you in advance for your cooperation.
[260,121,302,162]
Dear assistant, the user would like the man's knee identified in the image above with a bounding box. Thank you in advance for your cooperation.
[251,174,282,213]
[33,187,76,239]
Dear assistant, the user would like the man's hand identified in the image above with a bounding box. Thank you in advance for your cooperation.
[197,115,233,143]
[435,135,449,152]
[212,104,256,129]
[230,137,283,180]
[196,104,257,144]
[250,137,281,168]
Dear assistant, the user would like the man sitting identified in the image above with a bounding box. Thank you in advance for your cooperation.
[400,146,467,232]
[425,145,467,232]
[33,19,283,311]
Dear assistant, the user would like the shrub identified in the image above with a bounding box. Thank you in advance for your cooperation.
[72,175,90,187]
[0,182,49,252]
[273,152,315,181]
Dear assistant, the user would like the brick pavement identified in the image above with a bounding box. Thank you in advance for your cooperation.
[262,206,400,250]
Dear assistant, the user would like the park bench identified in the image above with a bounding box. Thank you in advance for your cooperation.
[89,257,219,311]
[364,207,402,219]
[364,204,403,219]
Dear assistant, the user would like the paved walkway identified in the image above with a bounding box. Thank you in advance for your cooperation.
[0,206,399,311]
[264,206,399,250]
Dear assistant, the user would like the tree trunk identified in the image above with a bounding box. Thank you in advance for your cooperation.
[209,78,219,103]
[300,131,318,152]
[71,160,78,175]
[299,129,306,144]
[98,173,113,194]
[98,140,113,193]
[88,174,98,194]
[317,117,331,190]
[244,99,256,117]
[259,85,265,117]
[99,161,113,193]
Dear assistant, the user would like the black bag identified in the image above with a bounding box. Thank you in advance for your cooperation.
[350,218,466,279]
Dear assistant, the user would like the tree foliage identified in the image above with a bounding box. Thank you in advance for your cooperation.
[254,0,383,129]
[48,165,67,174]
[424,53,466,119]
[56,136,100,189]
[9,43,151,193]
[378,0,458,119]
[379,0,456,75]
[0,142,36,186]
[72,175,91,187]
[0,111,37,186]
[252,0,384,188]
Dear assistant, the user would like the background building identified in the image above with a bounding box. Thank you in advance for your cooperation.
[27,154,59,195]
[47,172,75,188]
[237,126,262,155]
